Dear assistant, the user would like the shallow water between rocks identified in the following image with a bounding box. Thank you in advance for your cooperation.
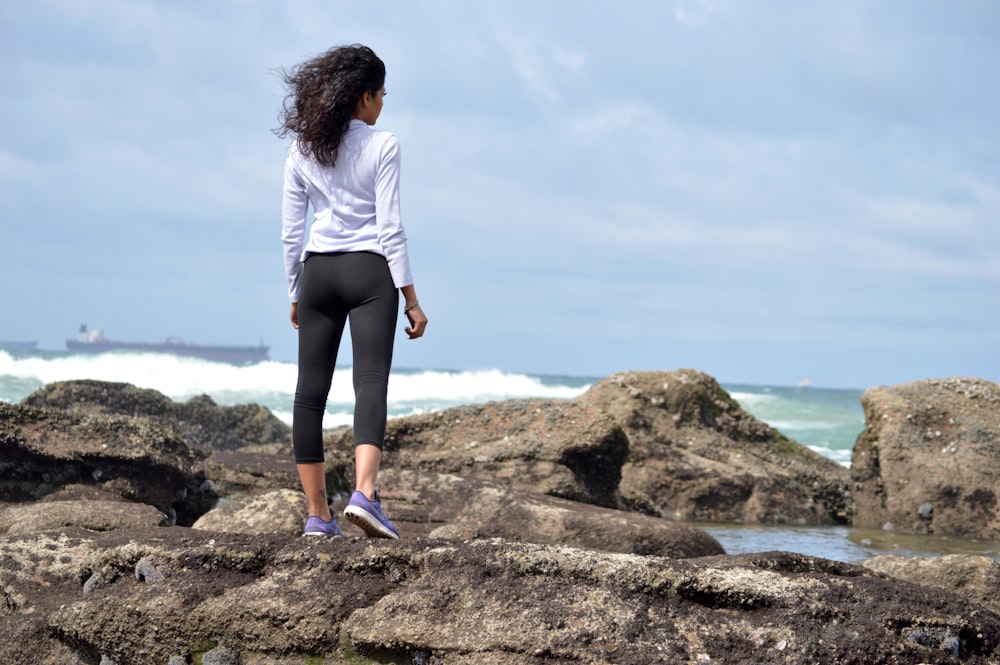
[698,522,1000,564]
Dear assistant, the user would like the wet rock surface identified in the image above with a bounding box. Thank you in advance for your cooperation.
[851,377,1000,538]
[3,528,1000,665]
[865,553,1000,613]
[3,373,999,663]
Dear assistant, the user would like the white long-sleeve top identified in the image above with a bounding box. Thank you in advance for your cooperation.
[281,119,413,302]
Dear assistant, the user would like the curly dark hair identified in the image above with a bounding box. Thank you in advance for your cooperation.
[276,45,386,168]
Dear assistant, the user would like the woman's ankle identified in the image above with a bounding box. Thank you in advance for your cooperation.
[308,503,332,521]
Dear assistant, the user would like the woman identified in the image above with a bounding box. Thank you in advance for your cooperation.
[277,44,427,539]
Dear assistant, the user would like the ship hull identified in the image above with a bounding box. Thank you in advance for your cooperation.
[65,339,269,363]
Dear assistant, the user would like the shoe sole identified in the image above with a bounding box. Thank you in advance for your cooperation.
[302,531,341,537]
[343,505,399,539]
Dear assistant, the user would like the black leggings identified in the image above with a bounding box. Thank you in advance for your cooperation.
[292,251,398,463]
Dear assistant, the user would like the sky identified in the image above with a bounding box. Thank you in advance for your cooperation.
[1,1,998,389]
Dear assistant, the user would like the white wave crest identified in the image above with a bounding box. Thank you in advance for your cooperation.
[0,352,589,408]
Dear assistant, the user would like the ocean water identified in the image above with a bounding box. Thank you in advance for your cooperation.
[0,351,860,464]
[0,350,588,430]
[2,349,996,563]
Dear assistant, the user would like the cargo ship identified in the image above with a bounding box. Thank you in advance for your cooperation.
[66,325,269,364]
[0,340,39,351]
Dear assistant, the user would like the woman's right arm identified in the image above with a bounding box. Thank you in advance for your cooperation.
[281,153,308,315]
[373,135,413,289]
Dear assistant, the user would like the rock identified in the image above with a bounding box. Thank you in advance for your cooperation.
[577,369,852,524]
[134,554,172,583]
[326,369,851,527]
[0,531,99,665]
[851,377,1000,538]
[371,468,724,558]
[3,527,1000,664]
[83,565,119,594]
[343,546,989,664]
[37,483,143,504]
[0,402,214,525]
[0,500,169,535]
[22,380,291,452]
[201,645,240,665]
[326,398,629,508]
[203,449,299,496]
[864,553,1000,612]
[192,489,308,535]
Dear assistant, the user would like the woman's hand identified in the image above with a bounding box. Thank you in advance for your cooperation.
[404,303,427,339]
[290,302,299,330]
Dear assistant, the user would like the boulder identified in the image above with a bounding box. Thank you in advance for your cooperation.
[577,369,852,524]
[203,449,299,496]
[192,467,723,558]
[3,528,1000,664]
[38,482,149,504]
[0,402,213,525]
[864,553,1000,613]
[321,370,851,526]
[851,377,1000,538]
[367,468,724,558]
[0,531,102,665]
[327,398,629,508]
[0,500,169,535]
[192,489,308,535]
[23,380,291,452]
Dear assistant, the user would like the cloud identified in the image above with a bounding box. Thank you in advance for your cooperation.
[491,23,589,103]
[0,148,39,183]
[1,1,998,386]
[673,0,723,24]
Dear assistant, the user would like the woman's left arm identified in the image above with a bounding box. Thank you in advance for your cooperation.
[400,284,427,339]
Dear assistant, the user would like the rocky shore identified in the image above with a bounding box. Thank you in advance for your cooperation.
[2,369,999,664]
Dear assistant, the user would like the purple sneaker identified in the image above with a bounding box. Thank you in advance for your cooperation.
[343,490,399,539]
[303,514,343,537]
